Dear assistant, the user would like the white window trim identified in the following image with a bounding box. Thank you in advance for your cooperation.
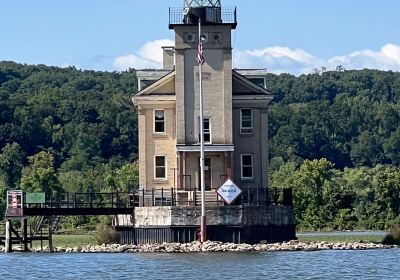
[203,118,212,144]
[198,117,212,144]
[241,154,254,180]
[153,109,166,134]
[154,155,167,180]
[240,108,253,134]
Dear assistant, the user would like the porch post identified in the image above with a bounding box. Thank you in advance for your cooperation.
[179,152,184,190]
[5,219,12,253]
[226,151,233,179]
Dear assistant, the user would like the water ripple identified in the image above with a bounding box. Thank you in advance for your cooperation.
[1,249,399,280]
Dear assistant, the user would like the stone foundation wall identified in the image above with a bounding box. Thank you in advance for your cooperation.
[133,205,294,227]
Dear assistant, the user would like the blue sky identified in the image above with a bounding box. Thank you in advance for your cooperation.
[2,0,400,74]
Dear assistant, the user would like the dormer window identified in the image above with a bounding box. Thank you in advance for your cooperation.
[248,77,266,89]
[240,109,253,134]
[154,110,165,133]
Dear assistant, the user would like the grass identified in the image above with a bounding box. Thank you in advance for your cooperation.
[32,234,97,249]
[297,233,385,243]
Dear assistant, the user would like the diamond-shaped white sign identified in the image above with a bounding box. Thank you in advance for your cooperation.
[217,179,242,205]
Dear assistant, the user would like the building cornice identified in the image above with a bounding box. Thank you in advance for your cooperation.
[176,144,234,152]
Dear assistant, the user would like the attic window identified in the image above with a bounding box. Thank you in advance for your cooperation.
[140,80,157,91]
[248,77,265,89]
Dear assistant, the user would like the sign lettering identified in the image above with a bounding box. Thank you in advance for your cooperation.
[217,179,242,205]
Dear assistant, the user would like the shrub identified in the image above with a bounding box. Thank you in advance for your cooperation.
[382,225,400,245]
[93,225,119,245]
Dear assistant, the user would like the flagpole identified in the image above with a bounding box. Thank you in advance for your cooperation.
[198,18,207,243]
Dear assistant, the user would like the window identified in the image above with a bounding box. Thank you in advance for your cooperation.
[240,109,253,134]
[203,118,211,143]
[155,156,166,180]
[248,77,266,89]
[241,154,253,179]
[199,118,211,143]
[154,110,165,133]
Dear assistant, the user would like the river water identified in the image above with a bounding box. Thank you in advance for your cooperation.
[1,249,399,279]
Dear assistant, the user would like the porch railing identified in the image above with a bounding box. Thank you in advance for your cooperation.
[136,187,293,207]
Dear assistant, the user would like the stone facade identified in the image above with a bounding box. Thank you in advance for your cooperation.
[133,23,273,195]
[125,3,295,245]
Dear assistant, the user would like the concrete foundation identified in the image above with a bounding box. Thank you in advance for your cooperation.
[116,205,296,244]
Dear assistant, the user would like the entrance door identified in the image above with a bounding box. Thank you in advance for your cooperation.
[199,158,212,191]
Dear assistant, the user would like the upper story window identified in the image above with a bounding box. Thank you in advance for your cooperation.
[154,110,165,133]
[241,154,253,180]
[203,118,211,143]
[154,155,167,180]
[248,77,266,89]
[199,118,211,144]
[240,109,253,134]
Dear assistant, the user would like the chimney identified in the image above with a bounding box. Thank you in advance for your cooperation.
[162,46,175,70]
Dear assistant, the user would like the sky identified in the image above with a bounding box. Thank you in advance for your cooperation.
[1,0,400,75]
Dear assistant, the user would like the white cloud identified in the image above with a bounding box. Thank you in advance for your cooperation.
[327,44,400,72]
[234,46,323,75]
[114,40,400,75]
[234,43,400,75]
[113,39,174,70]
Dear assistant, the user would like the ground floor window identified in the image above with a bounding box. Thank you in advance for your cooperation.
[155,155,166,179]
[241,154,253,179]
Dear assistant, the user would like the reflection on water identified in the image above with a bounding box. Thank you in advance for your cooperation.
[0,249,399,279]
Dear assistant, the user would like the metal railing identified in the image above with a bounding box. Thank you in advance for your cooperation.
[169,6,237,26]
[137,187,293,207]
[5,187,292,210]
[21,192,135,209]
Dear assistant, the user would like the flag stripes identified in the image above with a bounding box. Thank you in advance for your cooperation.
[197,41,205,65]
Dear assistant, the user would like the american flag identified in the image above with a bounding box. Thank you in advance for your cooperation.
[197,41,205,65]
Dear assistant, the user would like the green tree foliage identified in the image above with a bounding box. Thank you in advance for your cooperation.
[267,69,400,168]
[0,175,7,217]
[291,159,338,230]
[271,159,400,230]
[114,162,139,192]
[0,61,138,171]
[19,151,62,193]
[2,62,400,231]
[0,142,25,189]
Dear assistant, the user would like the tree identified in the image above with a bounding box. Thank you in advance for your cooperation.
[114,162,139,192]
[19,151,62,193]
[350,131,385,167]
[291,159,337,230]
[0,142,25,189]
[383,128,400,165]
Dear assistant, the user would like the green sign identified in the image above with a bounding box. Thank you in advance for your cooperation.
[26,193,45,204]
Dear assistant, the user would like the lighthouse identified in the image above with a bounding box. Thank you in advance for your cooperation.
[122,0,296,244]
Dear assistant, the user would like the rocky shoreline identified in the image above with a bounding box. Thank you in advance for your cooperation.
[1,240,398,253]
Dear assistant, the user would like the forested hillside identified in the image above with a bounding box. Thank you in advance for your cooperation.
[267,69,400,169]
[1,61,399,229]
[0,61,139,220]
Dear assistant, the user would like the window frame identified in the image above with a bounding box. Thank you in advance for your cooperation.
[203,118,211,144]
[199,117,212,144]
[248,76,266,89]
[240,154,254,180]
[154,155,167,180]
[153,109,166,134]
[240,108,253,134]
